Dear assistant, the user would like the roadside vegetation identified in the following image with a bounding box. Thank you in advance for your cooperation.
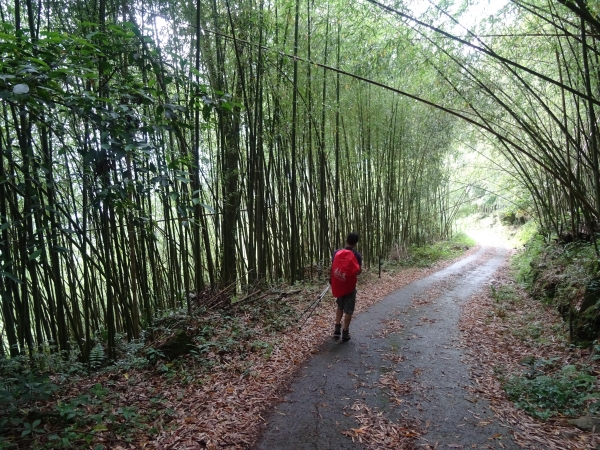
[390,233,475,268]
[0,295,296,449]
[460,212,600,446]
[506,231,600,419]
[487,277,599,422]
[513,235,600,344]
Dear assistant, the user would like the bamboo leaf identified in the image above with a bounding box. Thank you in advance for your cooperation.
[28,249,43,260]
[1,271,23,284]
[201,203,215,214]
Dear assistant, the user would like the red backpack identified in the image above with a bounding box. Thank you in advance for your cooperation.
[331,249,360,298]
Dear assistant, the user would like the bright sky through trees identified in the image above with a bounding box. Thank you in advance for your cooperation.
[406,0,510,31]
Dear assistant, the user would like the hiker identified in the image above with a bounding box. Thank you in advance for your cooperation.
[330,232,362,341]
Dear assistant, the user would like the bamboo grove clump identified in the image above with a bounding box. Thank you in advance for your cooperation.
[0,0,457,359]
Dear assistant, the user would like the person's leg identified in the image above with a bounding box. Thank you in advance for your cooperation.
[334,300,344,338]
[335,307,343,325]
[343,313,352,330]
[341,290,356,341]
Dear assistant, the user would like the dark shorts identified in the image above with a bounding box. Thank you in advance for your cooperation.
[336,289,357,315]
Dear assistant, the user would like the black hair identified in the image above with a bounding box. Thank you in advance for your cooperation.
[346,232,359,245]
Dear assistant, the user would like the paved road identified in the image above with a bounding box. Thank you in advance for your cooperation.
[254,245,517,449]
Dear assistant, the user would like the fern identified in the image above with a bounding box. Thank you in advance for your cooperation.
[89,344,105,370]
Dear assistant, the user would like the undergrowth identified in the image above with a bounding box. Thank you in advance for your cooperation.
[504,363,598,421]
[512,231,600,342]
[393,232,475,268]
[0,293,302,449]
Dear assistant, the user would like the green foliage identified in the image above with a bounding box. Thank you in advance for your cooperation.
[490,278,525,321]
[0,436,15,449]
[89,344,106,371]
[0,354,61,433]
[112,340,148,371]
[514,220,539,247]
[260,300,296,333]
[0,346,87,378]
[490,284,519,305]
[512,232,600,342]
[592,343,600,361]
[50,383,141,447]
[0,346,150,448]
[504,364,597,420]
[145,296,291,374]
[145,347,165,365]
[0,371,59,427]
[399,233,475,267]
[249,340,273,358]
[498,204,532,227]
[512,234,546,287]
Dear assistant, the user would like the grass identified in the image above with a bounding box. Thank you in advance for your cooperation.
[513,233,599,291]
[394,232,476,268]
[489,283,524,322]
[490,284,522,306]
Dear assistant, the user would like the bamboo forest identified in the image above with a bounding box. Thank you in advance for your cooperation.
[2,0,600,448]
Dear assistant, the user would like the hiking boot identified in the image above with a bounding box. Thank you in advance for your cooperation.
[342,329,350,342]
[334,324,341,339]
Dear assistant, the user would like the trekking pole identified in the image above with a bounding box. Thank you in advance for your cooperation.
[297,285,330,329]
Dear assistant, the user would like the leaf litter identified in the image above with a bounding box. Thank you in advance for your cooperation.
[459,258,600,449]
